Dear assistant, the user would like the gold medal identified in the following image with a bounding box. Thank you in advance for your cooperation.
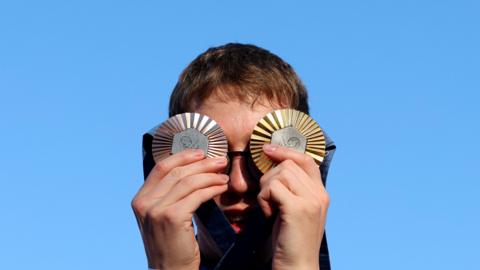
[250,109,326,173]
[152,112,228,162]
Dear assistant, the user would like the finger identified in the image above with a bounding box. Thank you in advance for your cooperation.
[259,164,308,196]
[161,173,229,206]
[258,179,296,217]
[174,184,229,215]
[263,144,321,179]
[142,148,206,193]
[260,158,308,185]
[147,156,227,197]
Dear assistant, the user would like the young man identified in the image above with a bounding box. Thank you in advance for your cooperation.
[132,43,336,270]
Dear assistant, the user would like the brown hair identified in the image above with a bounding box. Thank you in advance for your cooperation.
[168,43,309,117]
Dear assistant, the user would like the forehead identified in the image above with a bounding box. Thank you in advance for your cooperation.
[196,97,282,151]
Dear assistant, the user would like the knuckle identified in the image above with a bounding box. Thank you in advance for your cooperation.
[269,179,281,190]
[206,158,219,167]
[278,170,290,180]
[131,197,147,214]
[282,159,294,168]
[321,192,331,207]
[259,175,268,185]
[153,162,167,175]
[169,167,184,178]
[146,206,179,224]
[181,176,196,188]
[162,206,181,224]
[304,200,322,216]
[312,192,330,211]
[145,206,163,222]
[302,154,315,165]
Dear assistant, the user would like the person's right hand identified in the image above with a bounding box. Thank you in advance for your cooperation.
[131,149,229,270]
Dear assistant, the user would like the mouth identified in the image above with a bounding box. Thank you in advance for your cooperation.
[223,208,252,233]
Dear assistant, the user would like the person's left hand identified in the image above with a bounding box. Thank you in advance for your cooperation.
[257,144,329,270]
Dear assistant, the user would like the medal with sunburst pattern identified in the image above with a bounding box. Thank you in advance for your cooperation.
[250,109,326,174]
[152,112,228,162]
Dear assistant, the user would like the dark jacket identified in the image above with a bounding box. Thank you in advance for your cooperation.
[142,127,337,270]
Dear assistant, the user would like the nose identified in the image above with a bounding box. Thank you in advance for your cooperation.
[220,155,258,205]
[228,157,249,194]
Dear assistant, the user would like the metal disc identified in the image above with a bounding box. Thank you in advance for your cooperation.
[250,109,326,174]
[152,112,228,162]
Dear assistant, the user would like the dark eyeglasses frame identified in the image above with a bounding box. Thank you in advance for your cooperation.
[225,149,262,181]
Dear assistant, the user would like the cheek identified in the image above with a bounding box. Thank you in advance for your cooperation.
[211,187,261,209]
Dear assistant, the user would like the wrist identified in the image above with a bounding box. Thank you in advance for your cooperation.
[274,265,319,270]
[148,261,198,270]
[273,258,319,270]
[148,265,197,270]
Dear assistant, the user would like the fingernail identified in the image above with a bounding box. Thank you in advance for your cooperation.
[213,156,227,165]
[263,144,277,152]
[220,174,229,182]
[191,148,205,157]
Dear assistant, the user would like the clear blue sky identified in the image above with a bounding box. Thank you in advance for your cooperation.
[0,1,478,269]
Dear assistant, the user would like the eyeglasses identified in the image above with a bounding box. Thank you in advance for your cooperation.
[150,109,327,176]
[225,150,263,181]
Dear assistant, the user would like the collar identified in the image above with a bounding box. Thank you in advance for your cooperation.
[142,126,336,270]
